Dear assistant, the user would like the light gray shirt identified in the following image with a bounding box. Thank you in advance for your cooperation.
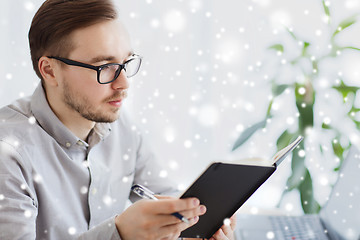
[0,84,176,240]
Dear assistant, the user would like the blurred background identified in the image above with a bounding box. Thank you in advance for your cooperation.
[1,0,360,214]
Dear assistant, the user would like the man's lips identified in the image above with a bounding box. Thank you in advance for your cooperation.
[107,90,128,107]
[108,99,123,107]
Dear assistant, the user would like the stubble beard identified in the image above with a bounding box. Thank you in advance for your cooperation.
[62,81,121,123]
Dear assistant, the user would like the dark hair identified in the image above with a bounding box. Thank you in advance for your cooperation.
[28,0,118,80]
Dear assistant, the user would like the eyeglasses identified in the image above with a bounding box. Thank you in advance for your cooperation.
[47,54,142,84]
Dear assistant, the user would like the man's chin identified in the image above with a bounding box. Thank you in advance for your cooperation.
[82,110,121,123]
[97,113,120,123]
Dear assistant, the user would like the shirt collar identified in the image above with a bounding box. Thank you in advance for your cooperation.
[30,84,111,149]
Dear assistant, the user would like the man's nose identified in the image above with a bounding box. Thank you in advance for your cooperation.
[111,70,129,90]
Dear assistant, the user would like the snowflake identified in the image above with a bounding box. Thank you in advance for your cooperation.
[250,207,259,215]
[197,105,219,127]
[266,231,275,239]
[5,73,12,80]
[285,203,294,212]
[80,186,88,194]
[33,174,42,183]
[164,127,176,143]
[24,1,35,11]
[223,218,231,226]
[150,19,160,28]
[122,176,129,183]
[28,116,36,125]
[103,195,113,206]
[184,140,192,148]
[123,154,129,161]
[159,170,168,178]
[163,10,186,33]
[168,160,179,170]
[68,227,77,235]
[24,210,32,218]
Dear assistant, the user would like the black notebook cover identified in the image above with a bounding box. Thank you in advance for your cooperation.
[179,162,276,238]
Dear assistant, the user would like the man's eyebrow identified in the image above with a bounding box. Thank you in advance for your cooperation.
[89,51,135,64]
[89,56,115,64]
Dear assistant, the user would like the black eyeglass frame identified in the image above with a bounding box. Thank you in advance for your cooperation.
[47,54,142,84]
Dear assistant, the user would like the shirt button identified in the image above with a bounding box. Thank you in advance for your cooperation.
[77,141,84,146]
[65,142,71,148]
[92,188,97,195]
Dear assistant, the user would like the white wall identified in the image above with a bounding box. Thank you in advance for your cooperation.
[1,0,360,214]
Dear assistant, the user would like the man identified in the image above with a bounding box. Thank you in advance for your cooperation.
[0,0,235,239]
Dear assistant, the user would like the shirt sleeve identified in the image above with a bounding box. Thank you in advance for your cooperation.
[77,217,121,240]
[130,129,179,202]
[0,140,38,240]
[0,140,122,240]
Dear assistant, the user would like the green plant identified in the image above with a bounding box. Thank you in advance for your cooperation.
[232,1,360,213]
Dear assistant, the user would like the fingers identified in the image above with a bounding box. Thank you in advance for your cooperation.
[158,215,200,237]
[219,223,232,238]
[152,197,201,214]
[178,204,207,220]
[230,214,237,230]
[146,202,206,226]
[133,198,206,226]
[210,214,237,240]
[116,197,206,240]
[155,195,173,200]
[210,228,227,240]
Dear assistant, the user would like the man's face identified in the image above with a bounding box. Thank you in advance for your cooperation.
[57,20,133,123]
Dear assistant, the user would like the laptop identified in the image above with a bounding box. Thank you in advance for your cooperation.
[235,146,360,240]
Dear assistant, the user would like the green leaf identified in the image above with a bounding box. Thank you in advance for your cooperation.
[347,107,360,120]
[333,140,351,171]
[295,83,315,130]
[332,138,344,160]
[312,61,318,75]
[286,141,306,190]
[268,44,284,53]
[297,104,314,130]
[272,84,289,97]
[286,28,297,40]
[332,79,360,102]
[342,46,360,51]
[266,100,273,118]
[353,120,360,130]
[322,122,332,129]
[232,119,267,151]
[332,15,357,38]
[276,130,294,150]
[334,166,341,172]
[298,170,321,213]
[322,0,330,20]
[301,42,310,57]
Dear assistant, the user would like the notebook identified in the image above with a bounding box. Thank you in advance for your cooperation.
[179,136,303,238]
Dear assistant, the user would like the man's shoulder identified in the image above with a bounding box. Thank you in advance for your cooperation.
[0,97,32,121]
[0,97,35,139]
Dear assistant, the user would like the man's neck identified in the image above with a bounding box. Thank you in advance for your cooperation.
[57,110,95,142]
[45,92,95,142]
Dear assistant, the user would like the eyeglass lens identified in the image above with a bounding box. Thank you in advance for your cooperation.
[99,57,141,84]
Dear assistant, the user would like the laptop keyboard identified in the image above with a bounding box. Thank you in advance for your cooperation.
[269,215,329,240]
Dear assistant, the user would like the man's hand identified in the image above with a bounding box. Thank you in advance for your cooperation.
[183,214,237,240]
[115,197,206,240]
[208,214,236,240]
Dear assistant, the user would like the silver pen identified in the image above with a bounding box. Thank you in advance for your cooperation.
[131,184,190,224]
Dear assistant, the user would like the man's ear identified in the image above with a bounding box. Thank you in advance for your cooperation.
[38,56,59,87]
